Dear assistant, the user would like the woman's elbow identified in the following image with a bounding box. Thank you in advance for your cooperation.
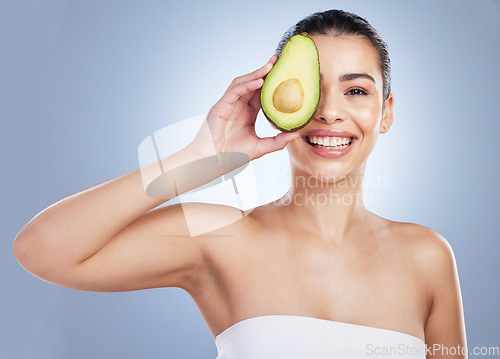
[12,227,51,278]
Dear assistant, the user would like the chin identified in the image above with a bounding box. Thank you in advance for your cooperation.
[303,163,360,184]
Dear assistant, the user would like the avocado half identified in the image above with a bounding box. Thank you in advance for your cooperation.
[261,33,320,132]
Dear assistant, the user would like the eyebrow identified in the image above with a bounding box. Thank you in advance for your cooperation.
[320,73,376,84]
[340,73,376,83]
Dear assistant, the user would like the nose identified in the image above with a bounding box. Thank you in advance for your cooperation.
[313,87,347,125]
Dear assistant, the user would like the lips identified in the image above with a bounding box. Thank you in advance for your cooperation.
[301,129,358,158]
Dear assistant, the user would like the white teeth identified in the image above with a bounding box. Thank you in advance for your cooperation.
[306,136,352,148]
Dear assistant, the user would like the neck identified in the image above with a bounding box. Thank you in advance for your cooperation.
[276,165,368,243]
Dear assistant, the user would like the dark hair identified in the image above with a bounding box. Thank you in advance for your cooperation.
[276,9,391,101]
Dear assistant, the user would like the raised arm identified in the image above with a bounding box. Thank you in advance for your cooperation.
[11,148,203,291]
[12,54,298,293]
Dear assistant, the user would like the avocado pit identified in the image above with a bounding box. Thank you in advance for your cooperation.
[272,78,304,114]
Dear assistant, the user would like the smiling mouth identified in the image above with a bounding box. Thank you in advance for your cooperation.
[305,135,354,149]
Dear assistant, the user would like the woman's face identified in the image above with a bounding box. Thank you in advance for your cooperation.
[287,34,394,182]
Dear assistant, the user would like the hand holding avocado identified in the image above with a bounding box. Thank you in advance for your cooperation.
[189,55,300,163]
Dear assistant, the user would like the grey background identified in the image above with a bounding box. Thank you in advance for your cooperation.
[2,0,499,358]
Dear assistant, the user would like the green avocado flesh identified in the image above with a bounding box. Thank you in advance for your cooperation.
[261,33,320,132]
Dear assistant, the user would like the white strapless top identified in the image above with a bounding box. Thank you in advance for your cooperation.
[215,315,425,359]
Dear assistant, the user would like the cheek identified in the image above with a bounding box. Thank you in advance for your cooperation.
[287,140,304,162]
[352,101,382,136]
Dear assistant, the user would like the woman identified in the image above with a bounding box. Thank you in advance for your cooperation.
[13,9,466,359]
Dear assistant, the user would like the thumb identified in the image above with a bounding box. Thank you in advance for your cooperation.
[253,131,300,159]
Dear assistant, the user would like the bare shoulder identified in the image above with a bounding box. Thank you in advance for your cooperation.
[179,201,251,230]
[133,201,248,238]
[386,220,458,282]
[390,221,454,258]
[383,220,466,344]
[176,201,255,252]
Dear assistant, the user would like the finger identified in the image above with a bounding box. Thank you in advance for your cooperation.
[248,86,262,112]
[252,131,300,159]
[247,54,276,80]
[226,55,277,92]
[222,77,264,106]
[248,55,278,109]
[239,85,260,105]
[269,54,278,65]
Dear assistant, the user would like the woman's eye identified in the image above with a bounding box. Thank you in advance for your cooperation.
[346,88,368,96]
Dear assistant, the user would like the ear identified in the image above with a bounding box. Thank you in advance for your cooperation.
[379,93,394,134]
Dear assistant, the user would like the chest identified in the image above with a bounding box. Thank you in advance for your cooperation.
[205,232,426,321]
